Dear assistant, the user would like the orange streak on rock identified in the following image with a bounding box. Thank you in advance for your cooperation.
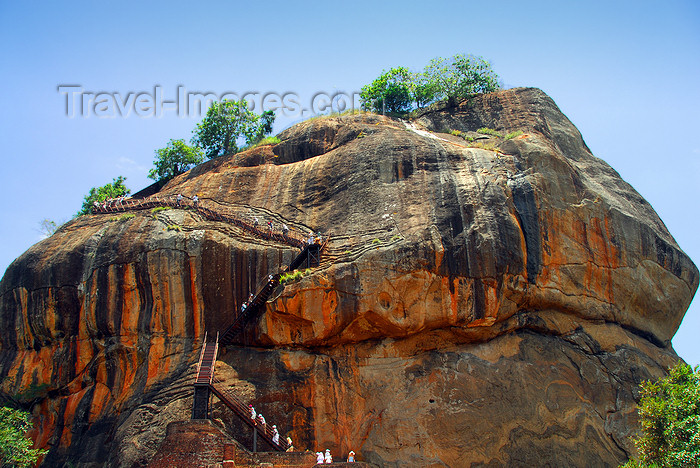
[120,263,141,339]
[60,387,90,447]
[28,399,56,451]
[449,277,459,325]
[89,383,112,423]
[147,335,166,383]
[189,258,202,338]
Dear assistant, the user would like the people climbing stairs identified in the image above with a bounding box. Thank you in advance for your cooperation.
[220,241,324,345]
[192,333,292,452]
[209,378,292,452]
[92,193,310,249]
[220,273,281,345]
[187,212,327,453]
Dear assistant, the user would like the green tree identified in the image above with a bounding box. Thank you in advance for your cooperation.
[359,54,501,114]
[78,176,130,216]
[359,67,413,114]
[148,139,204,182]
[191,100,276,159]
[623,362,700,467]
[423,54,501,104]
[0,407,47,467]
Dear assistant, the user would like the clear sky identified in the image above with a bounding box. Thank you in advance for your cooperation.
[1,0,698,365]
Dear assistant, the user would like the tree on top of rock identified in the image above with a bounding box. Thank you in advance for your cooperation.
[359,53,501,114]
[148,139,204,182]
[192,100,275,159]
[423,54,501,104]
[78,176,130,216]
[360,67,414,114]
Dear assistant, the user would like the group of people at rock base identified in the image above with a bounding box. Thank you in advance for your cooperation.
[315,449,355,463]
[249,405,294,451]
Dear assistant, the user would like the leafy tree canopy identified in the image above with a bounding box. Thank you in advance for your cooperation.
[359,53,501,114]
[423,54,500,103]
[148,139,204,182]
[623,362,700,467]
[78,176,130,216]
[359,67,413,114]
[191,100,276,159]
[0,407,47,467]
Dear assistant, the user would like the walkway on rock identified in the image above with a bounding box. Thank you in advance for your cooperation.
[193,333,293,452]
[219,242,320,345]
[98,194,328,453]
[93,194,311,250]
[181,208,324,453]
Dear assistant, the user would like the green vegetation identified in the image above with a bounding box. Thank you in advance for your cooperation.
[360,53,501,114]
[78,176,130,216]
[166,224,182,232]
[148,139,204,182]
[622,363,700,467]
[241,135,281,152]
[371,238,382,244]
[151,206,170,215]
[448,127,524,152]
[280,268,311,284]
[0,406,47,467]
[252,135,280,146]
[192,100,275,159]
[360,67,413,114]
[477,127,502,137]
[423,54,500,104]
[116,213,135,221]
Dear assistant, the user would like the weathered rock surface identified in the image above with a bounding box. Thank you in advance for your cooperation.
[0,87,696,467]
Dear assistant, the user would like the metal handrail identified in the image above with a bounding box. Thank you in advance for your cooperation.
[210,377,289,452]
[195,331,208,376]
[91,194,315,249]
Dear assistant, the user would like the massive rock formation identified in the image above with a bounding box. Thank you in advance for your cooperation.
[0,87,696,467]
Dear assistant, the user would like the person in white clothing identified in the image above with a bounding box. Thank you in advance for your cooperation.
[316,451,324,464]
[271,425,279,445]
[348,450,355,462]
[324,449,332,464]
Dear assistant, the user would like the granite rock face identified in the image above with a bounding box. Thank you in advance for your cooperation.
[0,87,696,467]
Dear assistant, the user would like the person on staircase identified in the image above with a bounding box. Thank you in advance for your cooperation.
[176,193,183,207]
[249,405,256,422]
[286,436,294,452]
[271,425,279,445]
[282,223,289,238]
[257,413,266,432]
[324,449,333,464]
[192,194,199,207]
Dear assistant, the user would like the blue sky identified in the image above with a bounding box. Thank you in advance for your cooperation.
[1,0,698,365]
